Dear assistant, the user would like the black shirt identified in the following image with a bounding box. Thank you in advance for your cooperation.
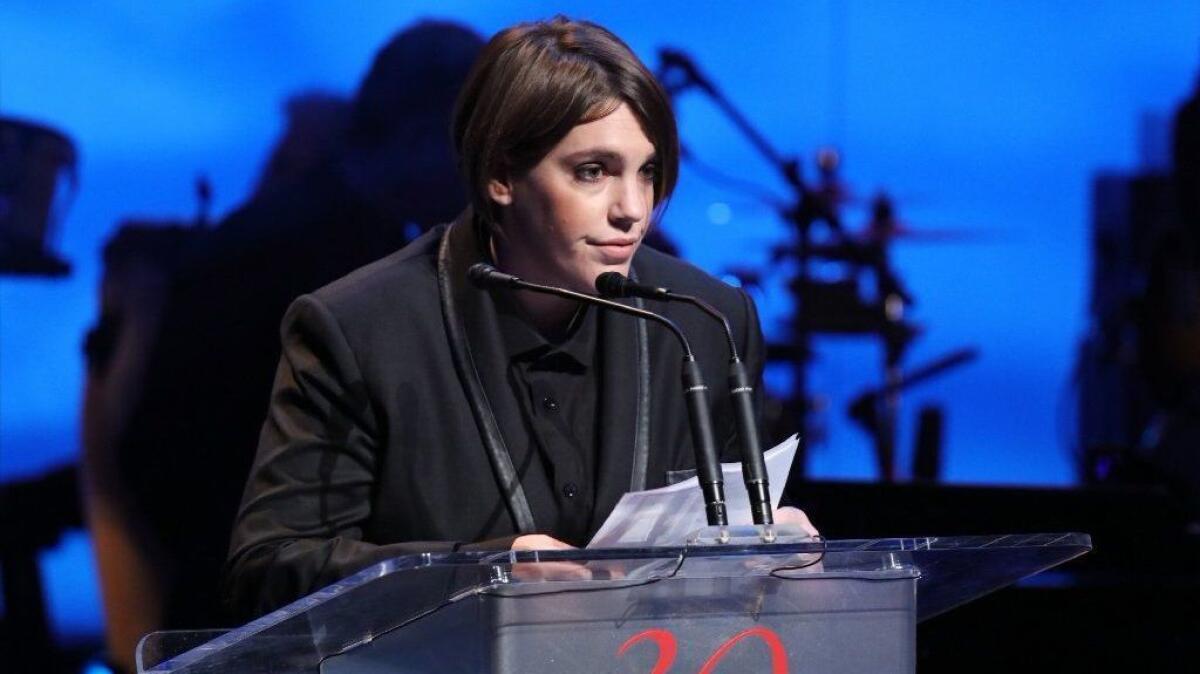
[493,293,599,546]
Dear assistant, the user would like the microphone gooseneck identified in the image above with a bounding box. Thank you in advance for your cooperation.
[470,263,694,358]
[469,263,728,527]
[596,271,739,360]
[596,270,773,526]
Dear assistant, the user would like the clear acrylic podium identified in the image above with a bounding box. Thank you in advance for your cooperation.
[137,533,1090,673]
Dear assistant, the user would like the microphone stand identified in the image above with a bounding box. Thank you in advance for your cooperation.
[596,272,774,529]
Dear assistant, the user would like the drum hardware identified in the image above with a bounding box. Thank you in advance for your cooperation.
[658,49,979,481]
[0,117,78,277]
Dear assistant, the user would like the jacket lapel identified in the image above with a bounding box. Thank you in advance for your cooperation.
[440,213,652,539]
[590,261,651,534]
[438,213,543,532]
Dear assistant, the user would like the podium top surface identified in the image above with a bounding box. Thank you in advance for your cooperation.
[139,532,1090,673]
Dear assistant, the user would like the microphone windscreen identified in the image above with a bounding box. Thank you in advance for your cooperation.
[468,262,499,287]
[595,271,630,298]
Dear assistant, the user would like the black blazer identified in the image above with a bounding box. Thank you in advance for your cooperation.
[224,211,765,618]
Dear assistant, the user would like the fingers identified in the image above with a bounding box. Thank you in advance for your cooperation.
[510,560,594,582]
[511,534,576,551]
[770,507,825,574]
[774,506,820,538]
[504,536,628,581]
[509,534,592,581]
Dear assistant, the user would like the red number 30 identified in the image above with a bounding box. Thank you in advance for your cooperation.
[618,626,788,674]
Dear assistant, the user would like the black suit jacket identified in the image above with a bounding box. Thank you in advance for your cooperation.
[224,211,765,619]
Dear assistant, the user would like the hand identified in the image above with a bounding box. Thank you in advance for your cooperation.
[774,506,819,538]
[772,507,824,573]
[508,534,592,581]
[510,534,576,552]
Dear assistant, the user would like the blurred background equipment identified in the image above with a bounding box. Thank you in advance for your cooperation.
[846,347,978,482]
[0,466,82,673]
[1077,71,1200,518]
[658,48,977,483]
[0,115,81,673]
[67,20,486,674]
[0,117,77,277]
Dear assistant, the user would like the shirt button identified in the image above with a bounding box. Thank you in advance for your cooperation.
[541,396,559,412]
[561,482,578,498]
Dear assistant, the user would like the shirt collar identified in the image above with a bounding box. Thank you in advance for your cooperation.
[478,215,597,369]
[492,290,596,368]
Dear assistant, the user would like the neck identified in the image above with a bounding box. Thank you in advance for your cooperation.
[511,291,582,337]
[489,236,579,335]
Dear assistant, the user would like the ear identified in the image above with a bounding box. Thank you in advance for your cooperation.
[486,174,514,207]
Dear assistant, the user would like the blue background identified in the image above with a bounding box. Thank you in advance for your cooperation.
[2,0,1198,642]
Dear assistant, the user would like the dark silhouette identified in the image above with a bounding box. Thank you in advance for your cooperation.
[252,91,351,198]
[80,19,484,670]
[1135,69,1200,517]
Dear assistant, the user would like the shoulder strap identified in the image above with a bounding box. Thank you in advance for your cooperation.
[628,269,651,491]
[436,222,536,533]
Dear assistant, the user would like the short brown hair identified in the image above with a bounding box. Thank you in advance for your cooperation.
[452,16,679,225]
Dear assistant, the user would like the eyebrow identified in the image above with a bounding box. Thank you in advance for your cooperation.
[562,148,657,165]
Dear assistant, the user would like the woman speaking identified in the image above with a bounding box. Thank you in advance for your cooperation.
[224,16,814,620]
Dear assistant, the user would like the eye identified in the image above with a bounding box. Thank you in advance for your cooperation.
[639,163,658,182]
[575,163,604,182]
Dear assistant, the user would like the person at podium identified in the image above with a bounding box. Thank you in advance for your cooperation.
[224,16,816,620]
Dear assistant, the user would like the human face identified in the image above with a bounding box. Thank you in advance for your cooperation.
[488,102,657,294]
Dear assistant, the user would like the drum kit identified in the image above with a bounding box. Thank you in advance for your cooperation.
[658,49,982,482]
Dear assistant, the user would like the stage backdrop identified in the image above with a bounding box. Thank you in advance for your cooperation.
[1,0,1197,642]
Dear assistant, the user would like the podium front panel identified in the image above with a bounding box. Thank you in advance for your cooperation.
[322,572,917,673]
[138,533,1090,673]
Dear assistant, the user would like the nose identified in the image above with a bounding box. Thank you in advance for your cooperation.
[609,174,650,231]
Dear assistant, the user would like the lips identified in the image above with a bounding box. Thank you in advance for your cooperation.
[590,238,639,263]
[593,238,639,247]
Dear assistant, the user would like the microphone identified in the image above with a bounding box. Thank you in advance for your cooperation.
[596,271,773,526]
[468,263,729,528]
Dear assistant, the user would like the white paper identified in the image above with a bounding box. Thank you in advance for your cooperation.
[587,434,800,548]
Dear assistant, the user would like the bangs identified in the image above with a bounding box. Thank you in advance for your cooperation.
[453,17,679,224]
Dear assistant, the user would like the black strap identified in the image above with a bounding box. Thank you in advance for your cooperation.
[629,272,651,492]
[436,223,536,533]
[437,220,653,530]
